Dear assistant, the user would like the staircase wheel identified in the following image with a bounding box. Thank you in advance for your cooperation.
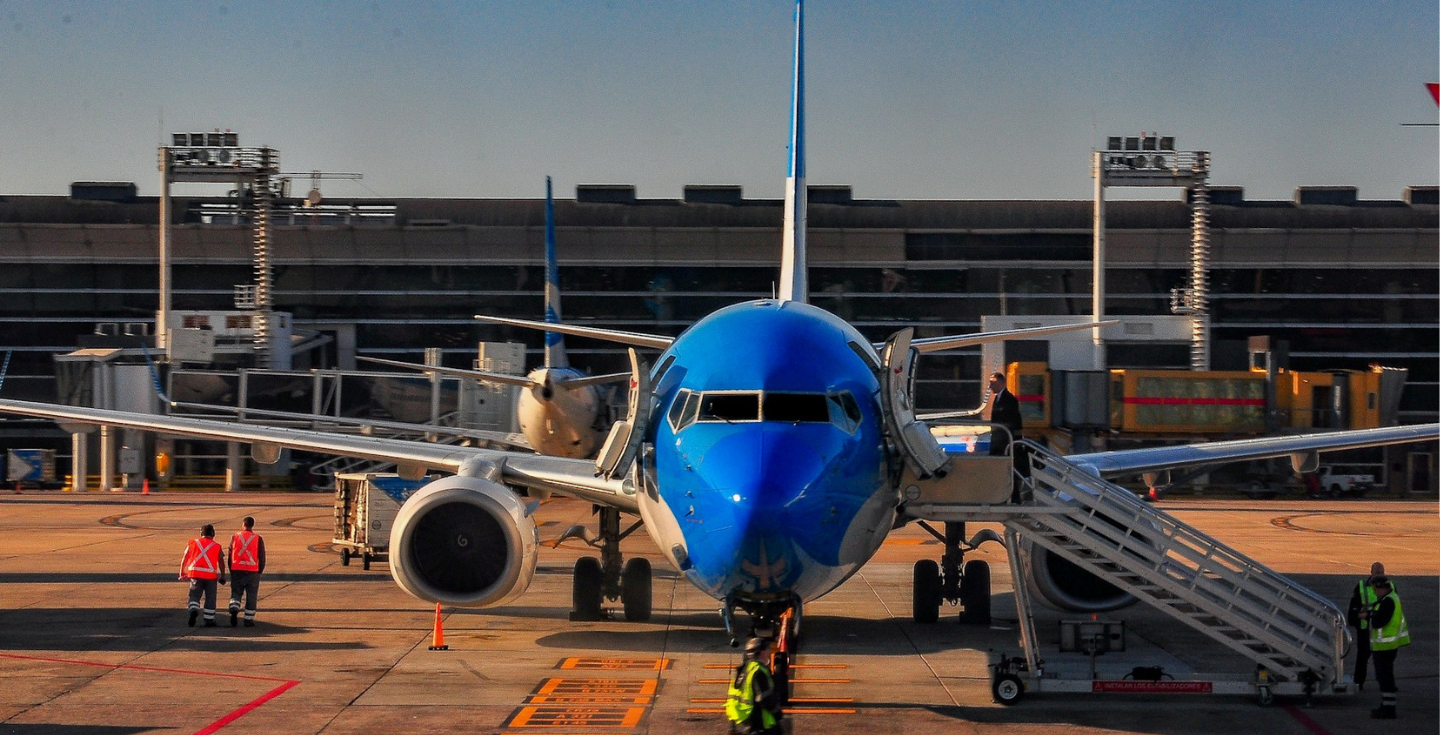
[912,559,941,624]
[340,547,351,567]
[992,673,1024,705]
[621,557,652,622]
[959,560,991,625]
[571,556,605,621]
[362,552,372,571]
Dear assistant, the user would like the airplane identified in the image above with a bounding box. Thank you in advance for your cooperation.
[357,177,627,459]
[0,0,1434,669]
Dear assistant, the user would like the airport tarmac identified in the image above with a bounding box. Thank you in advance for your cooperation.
[1,491,1434,735]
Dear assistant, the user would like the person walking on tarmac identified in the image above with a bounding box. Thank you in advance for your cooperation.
[1347,561,1388,690]
[227,516,266,627]
[179,524,226,627]
[725,636,783,735]
[1366,576,1409,719]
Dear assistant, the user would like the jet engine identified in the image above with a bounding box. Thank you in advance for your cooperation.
[389,476,538,607]
[1024,545,1133,612]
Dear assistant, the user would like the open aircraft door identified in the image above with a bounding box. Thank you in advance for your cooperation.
[594,348,651,480]
[881,328,949,478]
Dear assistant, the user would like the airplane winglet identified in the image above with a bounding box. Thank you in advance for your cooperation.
[544,176,569,369]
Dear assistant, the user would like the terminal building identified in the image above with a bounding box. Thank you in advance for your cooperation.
[0,180,1435,488]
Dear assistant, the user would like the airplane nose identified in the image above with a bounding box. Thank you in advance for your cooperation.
[695,426,826,511]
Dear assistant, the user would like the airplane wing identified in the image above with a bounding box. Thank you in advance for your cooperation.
[0,399,633,512]
[1068,424,1439,478]
[475,315,674,350]
[553,372,632,390]
[358,356,541,389]
[170,400,533,451]
[900,321,1118,354]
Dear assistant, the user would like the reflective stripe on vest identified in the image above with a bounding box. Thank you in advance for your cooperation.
[230,531,260,572]
[1370,593,1410,651]
[724,661,777,729]
[184,538,222,579]
[1357,580,1378,629]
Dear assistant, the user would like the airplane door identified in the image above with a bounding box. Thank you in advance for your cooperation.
[594,348,651,480]
[881,328,949,479]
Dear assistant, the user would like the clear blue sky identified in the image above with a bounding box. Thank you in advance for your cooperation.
[0,0,1435,202]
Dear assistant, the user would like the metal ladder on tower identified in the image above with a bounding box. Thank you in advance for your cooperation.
[1009,442,1348,692]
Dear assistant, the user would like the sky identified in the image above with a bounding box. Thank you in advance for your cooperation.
[0,0,1435,203]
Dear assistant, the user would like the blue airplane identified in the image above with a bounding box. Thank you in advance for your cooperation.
[0,0,1432,668]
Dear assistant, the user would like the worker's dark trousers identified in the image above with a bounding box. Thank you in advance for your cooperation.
[1352,628,1372,686]
[1373,649,1398,708]
[229,571,261,621]
[187,578,218,622]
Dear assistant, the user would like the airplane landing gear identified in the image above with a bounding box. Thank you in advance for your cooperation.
[911,521,991,625]
[569,506,650,621]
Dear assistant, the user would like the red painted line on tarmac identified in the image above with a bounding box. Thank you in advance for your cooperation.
[1282,705,1336,735]
[0,652,300,733]
[192,679,299,735]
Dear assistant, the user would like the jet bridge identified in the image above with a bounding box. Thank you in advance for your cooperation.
[906,442,1349,704]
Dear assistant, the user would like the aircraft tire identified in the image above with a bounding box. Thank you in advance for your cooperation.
[572,556,604,621]
[621,557,652,622]
[362,552,372,571]
[959,560,991,625]
[912,559,941,624]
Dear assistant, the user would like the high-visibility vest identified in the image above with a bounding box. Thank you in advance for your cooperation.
[725,660,777,730]
[182,538,222,580]
[1370,592,1410,651]
[230,531,260,572]
[1356,579,1379,629]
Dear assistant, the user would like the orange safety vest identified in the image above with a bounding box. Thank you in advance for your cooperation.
[182,538,223,580]
[230,531,260,572]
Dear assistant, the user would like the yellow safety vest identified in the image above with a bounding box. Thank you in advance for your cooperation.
[725,660,777,730]
[1369,592,1410,651]
[1356,579,1378,629]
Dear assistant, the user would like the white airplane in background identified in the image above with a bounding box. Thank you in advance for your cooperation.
[360,178,626,459]
[0,2,1433,679]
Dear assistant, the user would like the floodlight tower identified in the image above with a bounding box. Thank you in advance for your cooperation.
[1092,135,1212,370]
[158,131,285,368]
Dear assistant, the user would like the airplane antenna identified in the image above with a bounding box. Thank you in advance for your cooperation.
[777,0,808,303]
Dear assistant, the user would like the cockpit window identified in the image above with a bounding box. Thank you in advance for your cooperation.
[827,391,862,433]
[668,389,862,433]
[764,393,830,423]
[698,392,761,422]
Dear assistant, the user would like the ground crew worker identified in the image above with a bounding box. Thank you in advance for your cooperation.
[725,636,782,735]
[179,524,226,627]
[1346,561,1387,690]
[227,516,266,627]
[1367,576,1409,719]
[984,371,1027,502]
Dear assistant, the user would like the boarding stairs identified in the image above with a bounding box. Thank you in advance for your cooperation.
[1011,442,1348,690]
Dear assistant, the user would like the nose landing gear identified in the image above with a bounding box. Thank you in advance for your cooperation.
[911,521,992,625]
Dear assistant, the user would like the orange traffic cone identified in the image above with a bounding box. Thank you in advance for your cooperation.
[142,478,150,495]
[428,603,449,650]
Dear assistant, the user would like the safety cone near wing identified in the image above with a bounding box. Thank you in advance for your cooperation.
[142,478,150,495]
[428,603,449,651]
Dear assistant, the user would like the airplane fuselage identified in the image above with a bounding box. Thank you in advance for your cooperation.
[637,299,897,606]
[517,367,603,458]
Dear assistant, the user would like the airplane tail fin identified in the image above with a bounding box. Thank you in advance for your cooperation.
[777,0,807,304]
[544,177,569,368]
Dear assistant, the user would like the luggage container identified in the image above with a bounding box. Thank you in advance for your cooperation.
[332,472,432,570]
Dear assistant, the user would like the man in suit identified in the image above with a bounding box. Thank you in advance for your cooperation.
[985,371,1027,501]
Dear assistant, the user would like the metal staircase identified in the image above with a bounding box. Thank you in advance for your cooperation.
[1012,442,1347,689]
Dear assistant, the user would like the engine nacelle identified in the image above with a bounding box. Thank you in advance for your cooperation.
[389,476,538,607]
[1024,544,1134,613]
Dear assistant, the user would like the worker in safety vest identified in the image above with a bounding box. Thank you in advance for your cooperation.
[179,524,227,627]
[1346,561,1388,690]
[1366,576,1409,719]
[725,636,782,735]
[227,516,267,628]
